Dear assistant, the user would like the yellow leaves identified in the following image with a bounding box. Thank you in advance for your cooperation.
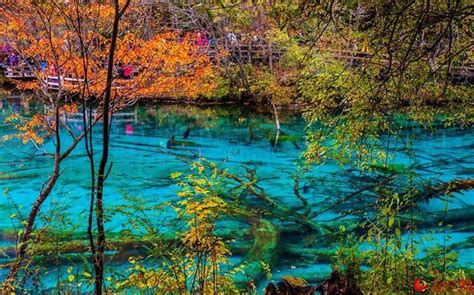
[4,113,20,123]
[3,102,79,146]
[198,166,205,174]
[119,211,235,292]
[170,160,232,273]
[170,172,182,179]
[193,178,207,186]
[1,135,14,142]
[117,255,188,291]
[115,279,129,290]
[194,186,209,195]
[66,266,76,282]
[18,114,47,145]
[177,190,192,198]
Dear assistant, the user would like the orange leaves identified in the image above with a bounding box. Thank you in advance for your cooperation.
[111,32,216,99]
[0,9,31,42]
[14,80,41,92]
[3,113,48,145]
[2,2,217,101]
[17,114,48,145]
[2,103,79,146]
[60,104,78,114]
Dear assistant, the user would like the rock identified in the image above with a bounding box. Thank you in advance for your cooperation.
[264,276,315,294]
[315,268,362,295]
[283,276,310,287]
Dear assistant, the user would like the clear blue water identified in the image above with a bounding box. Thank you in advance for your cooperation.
[0,94,473,289]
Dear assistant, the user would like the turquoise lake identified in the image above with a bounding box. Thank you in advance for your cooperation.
[0,93,473,289]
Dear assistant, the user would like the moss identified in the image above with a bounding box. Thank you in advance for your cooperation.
[370,163,407,174]
[247,219,279,262]
[0,173,41,180]
[0,229,18,241]
[233,219,279,285]
[281,276,309,287]
[0,230,253,260]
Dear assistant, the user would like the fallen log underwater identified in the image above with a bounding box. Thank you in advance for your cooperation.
[1,149,472,289]
[1,203,473,284]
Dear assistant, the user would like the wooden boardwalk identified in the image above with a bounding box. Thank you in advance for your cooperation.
[194,39,474,80]
[2,44,473,86]
[3,65,35,79]
[44,76,85,90]
[62,109,138,124]
[201,39,281,69]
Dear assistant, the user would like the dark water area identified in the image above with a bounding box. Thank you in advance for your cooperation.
[0,93,473,290]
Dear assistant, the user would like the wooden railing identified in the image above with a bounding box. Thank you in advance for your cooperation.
[327,49,474,80]
[2,46,472,87]
[43,76,87,91]
[4,65,35,79]
[201,39,282,69]
[62,109,138,123]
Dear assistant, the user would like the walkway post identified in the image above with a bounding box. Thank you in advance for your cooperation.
[269,43,273,70]
[248,41,252,64]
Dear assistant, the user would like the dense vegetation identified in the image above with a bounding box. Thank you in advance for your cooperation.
[0,0,473,293]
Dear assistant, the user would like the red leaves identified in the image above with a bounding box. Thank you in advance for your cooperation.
[414,278,428,293]
[414,277,474,293]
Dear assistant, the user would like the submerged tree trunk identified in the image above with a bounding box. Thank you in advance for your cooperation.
[233,219,279,287]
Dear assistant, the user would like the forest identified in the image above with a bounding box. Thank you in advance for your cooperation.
[0,0,473,294]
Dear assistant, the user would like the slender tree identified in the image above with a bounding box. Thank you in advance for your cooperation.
[92,0,131,292]
[1,1,215,291]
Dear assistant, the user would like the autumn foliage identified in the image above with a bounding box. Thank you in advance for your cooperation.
[2,104,78,145]
[0,1,216,101]
[1,1,217,149]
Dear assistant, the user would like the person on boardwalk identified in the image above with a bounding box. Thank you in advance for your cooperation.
[226,32,238,46]
[40,60,47,72]
[8,53,19,66]
[121,64,133,79]
[196,32,208,48]
[49,64,58,76]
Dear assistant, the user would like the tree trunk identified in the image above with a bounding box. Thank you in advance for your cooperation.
[92,1,131,293]
[2,156,60,292]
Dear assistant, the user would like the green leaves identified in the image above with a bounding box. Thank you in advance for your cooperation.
[395,227,401,237]
[66,266,75,282]
[388,216,395,228]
